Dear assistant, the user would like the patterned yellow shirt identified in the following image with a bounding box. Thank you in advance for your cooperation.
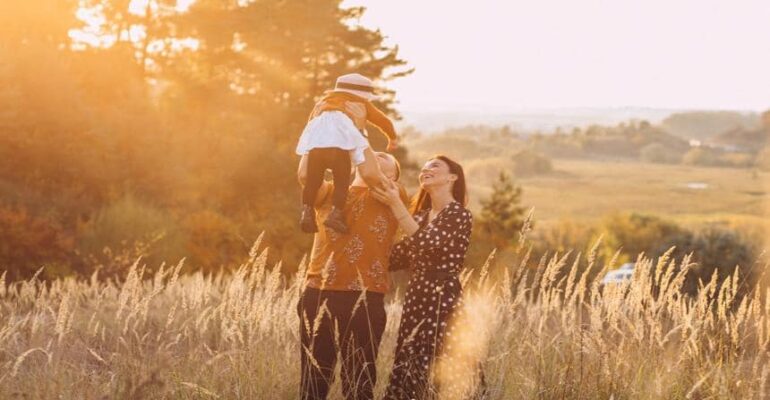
[306,182,408,293]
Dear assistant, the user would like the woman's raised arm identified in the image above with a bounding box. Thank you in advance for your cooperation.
[371,180,420,236]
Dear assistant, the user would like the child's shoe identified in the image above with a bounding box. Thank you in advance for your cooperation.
[300,205,318,233]
[323,207,349,234]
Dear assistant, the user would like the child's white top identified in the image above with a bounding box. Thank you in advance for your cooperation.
[296,111,370,165]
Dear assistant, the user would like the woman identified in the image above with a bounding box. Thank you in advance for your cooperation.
[372,155,485,400]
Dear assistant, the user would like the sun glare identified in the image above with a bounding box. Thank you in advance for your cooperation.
[128,0,196,15]
[70,0,199,50]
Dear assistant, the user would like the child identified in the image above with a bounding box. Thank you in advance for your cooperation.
[296,73,398,234]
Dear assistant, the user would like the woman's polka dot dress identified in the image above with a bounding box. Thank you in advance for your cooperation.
[384,201,484,400]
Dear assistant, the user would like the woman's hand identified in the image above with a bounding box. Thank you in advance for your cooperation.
[373,180,420,236]
[371,180,401,207]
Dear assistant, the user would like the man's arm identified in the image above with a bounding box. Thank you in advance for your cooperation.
[357,148,387,189]
[297,154,309,186]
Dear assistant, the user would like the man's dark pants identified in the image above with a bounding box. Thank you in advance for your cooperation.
[298,286,387,400]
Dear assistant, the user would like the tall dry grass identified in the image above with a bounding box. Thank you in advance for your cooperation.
[1,231,770,399]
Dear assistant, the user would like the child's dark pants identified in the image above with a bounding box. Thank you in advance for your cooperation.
[303,148,351,209]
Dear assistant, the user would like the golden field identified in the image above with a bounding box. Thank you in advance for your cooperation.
[460,158,769,227]
[3,233,770,399]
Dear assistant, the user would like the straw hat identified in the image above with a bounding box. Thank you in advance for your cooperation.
[332,73,378,101]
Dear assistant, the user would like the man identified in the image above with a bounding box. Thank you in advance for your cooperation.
[297,151,408,400]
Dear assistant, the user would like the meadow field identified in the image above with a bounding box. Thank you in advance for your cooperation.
[3,234,770,399]
[463,158,768,227]
[2,1,769,399]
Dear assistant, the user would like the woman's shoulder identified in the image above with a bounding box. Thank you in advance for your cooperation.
[414,208,429,220]
[448,201,472,217]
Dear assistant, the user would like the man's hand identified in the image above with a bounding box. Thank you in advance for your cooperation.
[313,99,367,132]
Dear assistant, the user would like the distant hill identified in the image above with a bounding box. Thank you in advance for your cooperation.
[711,128,766,152]
[660,111,760,142]
[399,107,679,133]
[398,108,764,139]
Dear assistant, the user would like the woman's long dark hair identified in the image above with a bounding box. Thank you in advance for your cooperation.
[410,155,468,215]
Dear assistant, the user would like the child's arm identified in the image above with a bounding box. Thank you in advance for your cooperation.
[365,103,398,150]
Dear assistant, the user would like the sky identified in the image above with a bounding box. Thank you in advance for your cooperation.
[344,0,770,112]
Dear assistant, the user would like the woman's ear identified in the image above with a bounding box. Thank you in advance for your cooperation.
[448,174,458,183]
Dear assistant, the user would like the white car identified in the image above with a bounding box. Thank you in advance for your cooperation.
[600,262,635,285]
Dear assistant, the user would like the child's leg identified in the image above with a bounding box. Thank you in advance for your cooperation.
[302,149,331,207]
[328,149,352,210]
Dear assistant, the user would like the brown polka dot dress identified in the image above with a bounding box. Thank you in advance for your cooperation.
[384,201,485,400]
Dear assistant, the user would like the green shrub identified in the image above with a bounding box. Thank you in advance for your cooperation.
[77,195,186,276]
[181,210,246,271]
[639,142,682,164]
[682,147,721,166]
[718,152,755,168]
[0,205,75,280]
[599,213,689,264]
[755,147,770,171]
[511,149,553,176]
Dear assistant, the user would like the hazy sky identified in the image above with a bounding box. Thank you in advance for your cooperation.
[344,0,770,111]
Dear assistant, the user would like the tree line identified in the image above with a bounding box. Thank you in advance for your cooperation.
[0,0,412,280]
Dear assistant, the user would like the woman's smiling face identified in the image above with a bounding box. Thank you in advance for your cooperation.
[419,158,455,189]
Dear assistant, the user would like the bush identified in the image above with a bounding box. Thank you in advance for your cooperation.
[0,205,75,280]
[510,149,552,176]
[756,147,770,171]
[77,195,186,276]
[531,219,599,257]
[660,225,758,295]
[718,152,755,168]
[600,213,689,263]
[465,157,513,185]
[639,142,681,164]
[477,171,527,250]
[181,210,246,271]
[682,147,721,166]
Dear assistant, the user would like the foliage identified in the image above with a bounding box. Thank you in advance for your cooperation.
[682,147,721,166]
[476,171,528,250]
[0,0,411,278]
[510,149,553,176]
[661,111,760,141]
[77,195,187,277]
[530,120,691,160]
[756,147,770,171]
[599,213,691,264]
[180,210,245,272]
[657,225,759,294]
[639,142,681,164]
[0,205,75,280]
[718,152,755,168]
[530,219,599,257]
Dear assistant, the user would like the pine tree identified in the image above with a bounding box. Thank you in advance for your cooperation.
[478,171,528,250]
